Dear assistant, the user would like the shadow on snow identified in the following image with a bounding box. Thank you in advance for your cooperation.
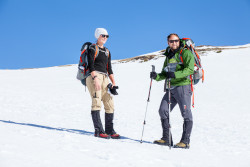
[0,119,152,144]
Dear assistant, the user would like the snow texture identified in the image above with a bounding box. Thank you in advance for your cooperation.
[0,45,250,167]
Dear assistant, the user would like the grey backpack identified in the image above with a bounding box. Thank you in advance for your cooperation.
[76,42,109,87]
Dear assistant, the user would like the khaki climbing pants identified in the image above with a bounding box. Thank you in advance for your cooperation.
[86,73,114,113]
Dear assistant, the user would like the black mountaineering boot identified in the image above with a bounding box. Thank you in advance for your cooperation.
[154,118,173,146]
[174,120,193,149]
[91,110,110,139]
[105,113,120,139]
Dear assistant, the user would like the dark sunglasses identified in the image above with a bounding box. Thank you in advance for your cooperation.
[101,34,109,38]
[169,40,179,43]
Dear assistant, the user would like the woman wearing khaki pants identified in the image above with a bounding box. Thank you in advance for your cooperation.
[86,28,120,139]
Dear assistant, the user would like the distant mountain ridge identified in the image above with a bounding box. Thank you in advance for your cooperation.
[16,44,250,69]
[115,44,250,63]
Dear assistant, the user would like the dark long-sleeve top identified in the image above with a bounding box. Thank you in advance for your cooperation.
[87,45,113,75]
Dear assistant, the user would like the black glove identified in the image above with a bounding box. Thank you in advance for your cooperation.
[107,83,119,95]
[150,72,157,79]
[166,72,175,79]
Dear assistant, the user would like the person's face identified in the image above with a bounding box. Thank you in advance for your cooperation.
[168,35,180,50]
[97,34,109,45]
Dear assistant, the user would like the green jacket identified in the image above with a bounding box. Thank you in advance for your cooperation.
[155,43,194,86]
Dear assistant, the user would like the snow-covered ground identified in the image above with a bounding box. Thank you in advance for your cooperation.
[0,45,250,167]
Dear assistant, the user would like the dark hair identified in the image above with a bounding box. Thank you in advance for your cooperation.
[167,33,180,41]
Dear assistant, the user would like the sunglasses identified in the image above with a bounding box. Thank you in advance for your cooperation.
[101,34,109,38]
[169,40,179,43]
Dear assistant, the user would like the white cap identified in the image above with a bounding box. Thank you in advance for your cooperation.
[95,28,108,39]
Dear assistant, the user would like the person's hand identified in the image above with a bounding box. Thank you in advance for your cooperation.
[94,78,101,91]
[166,72,175,79]
[107,83,118,95]
[150,72,157,79]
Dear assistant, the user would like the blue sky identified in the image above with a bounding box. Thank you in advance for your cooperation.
[0,0,250,69]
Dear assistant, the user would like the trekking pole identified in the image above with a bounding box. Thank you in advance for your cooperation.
[140,65,155,143]
[168,66,172,150]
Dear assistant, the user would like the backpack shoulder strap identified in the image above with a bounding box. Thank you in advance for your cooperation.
[179,47,187,63]
[105,48,110,58]
[178,39,187,63]
[89,44,99,61]
[94,44,99,61]
[104,47,110,74]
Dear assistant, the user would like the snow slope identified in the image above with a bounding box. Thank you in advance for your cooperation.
[0,45,250,167]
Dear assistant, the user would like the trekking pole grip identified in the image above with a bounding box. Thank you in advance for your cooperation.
[152,65,155,73]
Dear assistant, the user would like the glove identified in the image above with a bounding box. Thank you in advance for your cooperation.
[150,72,157,79]
[107,83,119,95]
[166,72,175,79]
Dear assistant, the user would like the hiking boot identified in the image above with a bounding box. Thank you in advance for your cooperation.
[110,133,120,139]
[153,139,172,146]
[174,142,190,149]
[105,113,120,139]
[94,132,110,139]
[91,110,110,139]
